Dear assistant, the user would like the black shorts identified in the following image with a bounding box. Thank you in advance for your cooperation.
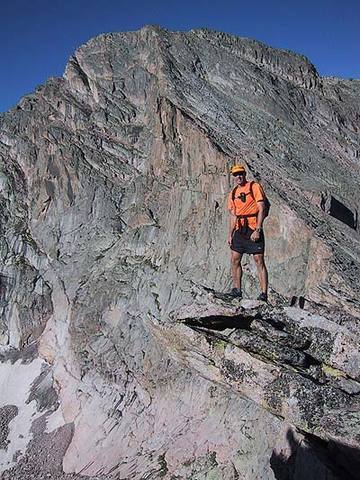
[230,228,265,255]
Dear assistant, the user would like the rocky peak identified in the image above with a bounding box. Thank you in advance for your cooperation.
[0,26,359,479]
[191,28,321,88]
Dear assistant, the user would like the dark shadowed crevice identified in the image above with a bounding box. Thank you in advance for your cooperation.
[321,194,357,230]
[182,314,254,330]
[270,428,360,480]
[329,197,357,230]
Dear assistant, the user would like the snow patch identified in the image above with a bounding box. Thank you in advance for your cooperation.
[0,358,44,471]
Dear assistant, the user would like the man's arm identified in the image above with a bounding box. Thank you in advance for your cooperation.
[250,200,265,242]
[228,213,237,245]
[255,200,265,230]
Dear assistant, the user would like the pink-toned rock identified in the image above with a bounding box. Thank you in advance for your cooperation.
[1,25,359,479]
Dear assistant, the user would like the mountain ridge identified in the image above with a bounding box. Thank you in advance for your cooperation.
[0,26,359,479]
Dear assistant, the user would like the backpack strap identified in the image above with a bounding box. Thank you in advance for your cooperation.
[249,181,255,200]
[231,186,238,202]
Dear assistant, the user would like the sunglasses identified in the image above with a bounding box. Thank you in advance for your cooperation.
[233,172,245,177]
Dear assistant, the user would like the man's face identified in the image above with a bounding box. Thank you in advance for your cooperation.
[233,172,246,186]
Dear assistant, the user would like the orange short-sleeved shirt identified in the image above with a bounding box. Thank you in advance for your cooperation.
[228,182,265,230]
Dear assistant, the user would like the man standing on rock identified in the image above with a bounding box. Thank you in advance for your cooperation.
[227,164,269,301]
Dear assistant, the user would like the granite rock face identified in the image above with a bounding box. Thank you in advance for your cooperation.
[0,26,359,479]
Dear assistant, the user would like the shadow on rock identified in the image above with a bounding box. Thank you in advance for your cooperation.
[270,428,360,480]
[183,314,254,331]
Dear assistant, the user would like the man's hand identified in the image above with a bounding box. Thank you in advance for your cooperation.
[227,233,233,246]
[250,229,261,242]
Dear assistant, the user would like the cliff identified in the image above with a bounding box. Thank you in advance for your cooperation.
[0,26,359,479]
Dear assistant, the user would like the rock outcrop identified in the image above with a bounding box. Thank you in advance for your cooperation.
[0,26,359,479]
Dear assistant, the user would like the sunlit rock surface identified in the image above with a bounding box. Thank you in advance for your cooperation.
[0,26,359,479]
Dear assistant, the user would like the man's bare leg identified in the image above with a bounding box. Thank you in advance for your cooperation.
[231,250,243,289]
[253,253,268,294]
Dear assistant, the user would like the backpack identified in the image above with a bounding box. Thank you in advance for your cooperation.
[231,181,271,219]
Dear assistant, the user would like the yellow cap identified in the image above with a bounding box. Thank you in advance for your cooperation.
[230,164,246,175]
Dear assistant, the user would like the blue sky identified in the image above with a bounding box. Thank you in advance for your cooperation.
[1,0,359,112]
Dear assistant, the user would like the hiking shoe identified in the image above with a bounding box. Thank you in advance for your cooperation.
[229,288,242,298]
[257,292,268,302]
